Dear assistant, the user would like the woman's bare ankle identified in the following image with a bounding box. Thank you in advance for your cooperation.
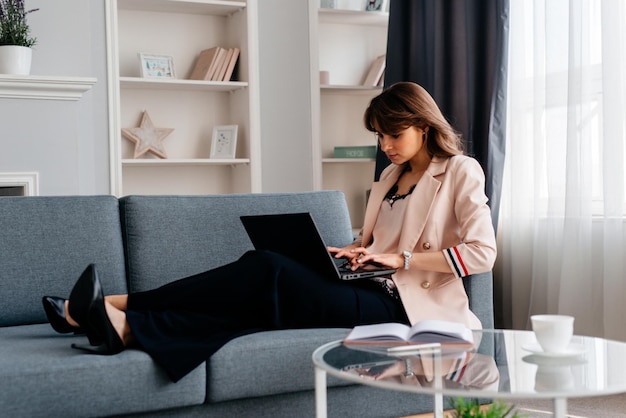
[64,300,80,327]
[104,301,132,346]
[104,294,128,311]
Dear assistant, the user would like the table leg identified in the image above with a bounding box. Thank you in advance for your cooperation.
[553,397,567,418]
[433,393,444,418]
[315,366,327,418]
[433,349,443,418]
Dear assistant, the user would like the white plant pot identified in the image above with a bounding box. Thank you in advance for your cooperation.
[0,45,32,75]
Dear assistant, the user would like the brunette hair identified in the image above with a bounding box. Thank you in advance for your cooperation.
[363,82,463,157]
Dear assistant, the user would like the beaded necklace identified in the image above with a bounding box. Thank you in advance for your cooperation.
[385,183,416,207]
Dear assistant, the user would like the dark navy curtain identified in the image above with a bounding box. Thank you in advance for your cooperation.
[377,0,509,231]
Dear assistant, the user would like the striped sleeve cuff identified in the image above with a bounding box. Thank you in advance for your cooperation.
[446,353,471,383]
[444,246,470,278]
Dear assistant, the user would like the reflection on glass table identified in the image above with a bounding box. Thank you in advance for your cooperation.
[312,329,626,418]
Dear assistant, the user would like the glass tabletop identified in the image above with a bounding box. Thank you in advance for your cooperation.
[312,329,626,400]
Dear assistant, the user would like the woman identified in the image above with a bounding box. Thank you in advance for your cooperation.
[42,82,496,383]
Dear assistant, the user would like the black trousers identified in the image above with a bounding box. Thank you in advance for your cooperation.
[126,250,409,382]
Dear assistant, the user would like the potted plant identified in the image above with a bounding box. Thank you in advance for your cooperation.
[447,398,525,418]
[0,0,38,75]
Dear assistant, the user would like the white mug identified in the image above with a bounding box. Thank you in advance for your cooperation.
[531,314,574,353]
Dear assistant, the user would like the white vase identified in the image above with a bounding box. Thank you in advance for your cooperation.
[0,45,32,75]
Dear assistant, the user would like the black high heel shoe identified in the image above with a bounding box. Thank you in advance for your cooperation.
[42,296,84,334]
[68,264,124,355]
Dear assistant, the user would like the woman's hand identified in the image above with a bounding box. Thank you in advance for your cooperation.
[327,244,359,263]
[328,245,404,271]
[356,359,421,380]
[351,247,404,270]
[354,360,404,380]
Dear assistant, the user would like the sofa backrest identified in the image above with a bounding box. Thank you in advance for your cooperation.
[0,191,495,336]
[119,191,355,293]
[0,196,128,327]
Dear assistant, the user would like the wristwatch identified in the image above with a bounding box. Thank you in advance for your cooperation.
[402,250,412,270]
[404,358,414,377]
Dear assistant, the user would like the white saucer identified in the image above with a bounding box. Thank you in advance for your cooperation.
[522,354,587,367]
[522,342,586,358]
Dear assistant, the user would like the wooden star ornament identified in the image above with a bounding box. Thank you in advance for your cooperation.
[122,111,174,159]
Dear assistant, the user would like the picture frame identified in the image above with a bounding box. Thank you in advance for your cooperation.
[210,125,238,159]
[139,53,176,78]
[364,0,386,11]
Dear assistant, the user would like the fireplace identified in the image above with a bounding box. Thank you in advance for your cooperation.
[0,172,39,196]
[0,186,25,196]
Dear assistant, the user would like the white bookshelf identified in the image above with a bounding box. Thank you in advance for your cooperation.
[106,0,260,196]
[309,1,389,227]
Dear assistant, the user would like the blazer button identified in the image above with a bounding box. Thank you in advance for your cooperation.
[422,242,431,250]
[421,281,431,289]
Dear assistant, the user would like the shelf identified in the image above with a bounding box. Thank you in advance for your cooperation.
[0,75,97,101]
[118,0,246,16]
[122,158,250,166]
[319,8,388,26]
[321,84,382,94]
[119,77,247,92]
[322,158,375,163]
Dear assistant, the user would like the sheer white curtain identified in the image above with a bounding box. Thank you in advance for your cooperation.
[498,0,626,339]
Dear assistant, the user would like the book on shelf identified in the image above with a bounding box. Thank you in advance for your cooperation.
[213,48,232,81]
[362,54,386,86]
[222,47,240,81]
[343,319,474,346]
[189,46,241,82]
[334,145,377,158]
[209,47,228,81]
[189,46,223,80]
[377,70,385,87]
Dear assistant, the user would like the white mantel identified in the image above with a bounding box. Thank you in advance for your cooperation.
[0,75,97,101]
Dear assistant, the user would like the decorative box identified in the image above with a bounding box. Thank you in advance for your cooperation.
[333,146,377,158]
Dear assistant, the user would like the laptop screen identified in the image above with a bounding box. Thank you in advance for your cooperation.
[240,212,340,279]
[240,212,396,280]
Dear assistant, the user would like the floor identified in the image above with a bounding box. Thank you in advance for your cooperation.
[402,394,626,417]
[508,395,626,417]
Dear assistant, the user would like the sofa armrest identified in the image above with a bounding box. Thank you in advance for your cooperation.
[463,270,495,356]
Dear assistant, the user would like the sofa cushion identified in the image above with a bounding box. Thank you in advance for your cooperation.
[0,324,206,417]
[119,191,354,293]
[0,196,128,327]
[207,328,354,403]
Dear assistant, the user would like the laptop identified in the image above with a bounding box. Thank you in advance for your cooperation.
[240,212,397,280]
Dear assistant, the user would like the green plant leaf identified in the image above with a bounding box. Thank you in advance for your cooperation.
[446,397,526,418]
[0,0,38,47]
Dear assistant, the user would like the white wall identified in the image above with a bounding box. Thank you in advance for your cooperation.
[0,0,110,196]
[257,0,315,192]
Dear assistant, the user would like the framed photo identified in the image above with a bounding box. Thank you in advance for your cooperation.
[139,53,176,78]
[210,125,238,159]
[364,0,386,11]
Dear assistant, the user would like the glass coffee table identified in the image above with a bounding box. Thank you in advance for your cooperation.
[312,329,626,418]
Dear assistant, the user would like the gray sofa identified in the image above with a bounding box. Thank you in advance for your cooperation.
[0,191,494,417]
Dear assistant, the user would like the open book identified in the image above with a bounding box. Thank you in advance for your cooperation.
[343,319,474,346]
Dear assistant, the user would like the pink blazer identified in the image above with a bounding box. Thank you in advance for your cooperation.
[359,155,497,329]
